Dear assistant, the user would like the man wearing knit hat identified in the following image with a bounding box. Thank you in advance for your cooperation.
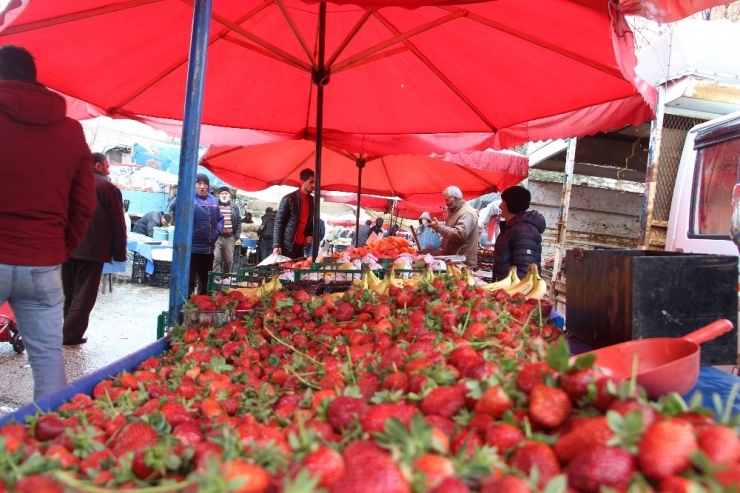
[213,186,241,273]
[169,173,223,295]
[492,185,546,282]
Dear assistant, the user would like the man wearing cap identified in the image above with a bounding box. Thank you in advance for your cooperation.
[213,186,241,273]
[132,210,171,237]
[492,186,546,281]
[273,168,315,259]
[430,186,479,267]
[169,173,224,295]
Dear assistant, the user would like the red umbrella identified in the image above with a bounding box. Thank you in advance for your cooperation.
[200,140,527,205]
[2,0,656,154]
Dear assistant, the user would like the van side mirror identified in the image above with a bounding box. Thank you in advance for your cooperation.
[731,184,740,254]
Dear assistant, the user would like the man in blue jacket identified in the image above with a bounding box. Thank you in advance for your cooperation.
[170,174,223,295]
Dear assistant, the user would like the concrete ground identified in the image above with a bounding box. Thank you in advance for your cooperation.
[0,270,170,418]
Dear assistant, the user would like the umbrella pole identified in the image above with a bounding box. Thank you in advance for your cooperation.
[311,2,328,261]
[354,157,366,247]
[169,0,212,327]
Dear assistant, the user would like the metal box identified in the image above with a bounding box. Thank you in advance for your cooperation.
[565,249,738,365]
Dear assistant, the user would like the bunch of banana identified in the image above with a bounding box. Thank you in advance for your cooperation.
[499,263,547,300]
[256,275,283,297]
[446,262,463,280]
[460,266,476,287]
[481,267,519,291]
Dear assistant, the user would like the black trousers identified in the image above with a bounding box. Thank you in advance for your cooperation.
[284,242,305,260]
[62,259,104,342]
[189,253,214,296]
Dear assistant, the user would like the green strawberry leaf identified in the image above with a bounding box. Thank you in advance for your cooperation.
[542,474,567,493]
[572,353,596,370]
[545,337,570,373]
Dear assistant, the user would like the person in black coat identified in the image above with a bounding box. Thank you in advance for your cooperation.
[273,169,315,259]
[62,153,128,345]
[258,207,277,261]
[492,186,547,282]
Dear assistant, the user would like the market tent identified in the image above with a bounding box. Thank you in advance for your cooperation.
[1,0,656,154]
[200,140,528,207]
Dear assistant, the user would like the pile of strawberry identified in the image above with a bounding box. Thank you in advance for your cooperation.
[0,277,739,493]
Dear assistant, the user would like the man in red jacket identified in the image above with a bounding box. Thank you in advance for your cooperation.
[0,46,96,399]
[62,153,128,346]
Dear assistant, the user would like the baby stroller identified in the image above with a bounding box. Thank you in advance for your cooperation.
[0,302,24,353]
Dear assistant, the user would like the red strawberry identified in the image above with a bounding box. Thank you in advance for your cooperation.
[421,386,466,419]
[553,416,614,464]
[44,443,80,468]
[223,460,271,493]
[361,403,416,434]
[430,476,471,493]
[291,445,345,489]
[560,368,604,402]
[566,446,635,493]
[480,476,532,493]
[659,476,701,493]
[516,362,552,394]
[382,372,410,392]
[413,454,455,489]
[528,384,571,429]
[474,385,513,418]
[509,441,560,488]
[34,413,66,441]
[335,302,355,322]
[327,396,369,432]
[333,441,410,493]
[451,430,484,455]
[638,419,698,480]
[486,423,525,453]
[173,423,203,447]
[608,399,656,429]
[78,450,113,477]
[697,424,740,465]
[109,421,158,457]
[12,475,63,493]
[92,380,114,399]
[0,423,27,452]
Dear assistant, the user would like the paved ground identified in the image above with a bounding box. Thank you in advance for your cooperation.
[0,270,170,418]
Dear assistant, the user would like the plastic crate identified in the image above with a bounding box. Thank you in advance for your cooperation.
[207,271,264,294]
[294,267,366,282]
[156,311,168,339]
[131,252,147,283]
[148,260,171,288]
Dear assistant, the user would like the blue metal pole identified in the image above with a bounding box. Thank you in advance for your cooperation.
[168,0,213,328]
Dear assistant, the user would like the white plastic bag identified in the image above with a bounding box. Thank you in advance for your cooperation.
[257,253,291,266]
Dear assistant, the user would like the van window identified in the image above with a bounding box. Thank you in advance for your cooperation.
[691,138,740,236]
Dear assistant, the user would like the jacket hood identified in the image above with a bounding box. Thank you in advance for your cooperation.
[0,80,67,125]
[510,210,546,233]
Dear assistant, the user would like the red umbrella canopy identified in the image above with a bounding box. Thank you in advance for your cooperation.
[199,140,528,205]
[2,0,655,153]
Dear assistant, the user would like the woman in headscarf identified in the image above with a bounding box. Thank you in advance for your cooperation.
[417,212,441,250]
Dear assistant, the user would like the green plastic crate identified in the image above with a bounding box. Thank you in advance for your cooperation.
[207,271,264,294]
[156,311,168,339]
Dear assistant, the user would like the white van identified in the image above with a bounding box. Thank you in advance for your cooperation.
[665,110,740,256]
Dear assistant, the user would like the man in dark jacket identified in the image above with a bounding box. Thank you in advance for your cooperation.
[0,46,96,398]
[62,153,128,345]
[214,186,242,273]
[357,219,372,246]
[132,210,171,237]
[273,169,315,259]
[169,174,224,295]
[258,207,277,261]
[492,186,547,281]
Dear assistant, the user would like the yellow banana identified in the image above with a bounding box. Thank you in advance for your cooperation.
[373,276,390,295]
[367,270,382,290]
[482,267,516,291]
[524,264,547,300]
[503,265,535,295]
[462,266,476,287]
